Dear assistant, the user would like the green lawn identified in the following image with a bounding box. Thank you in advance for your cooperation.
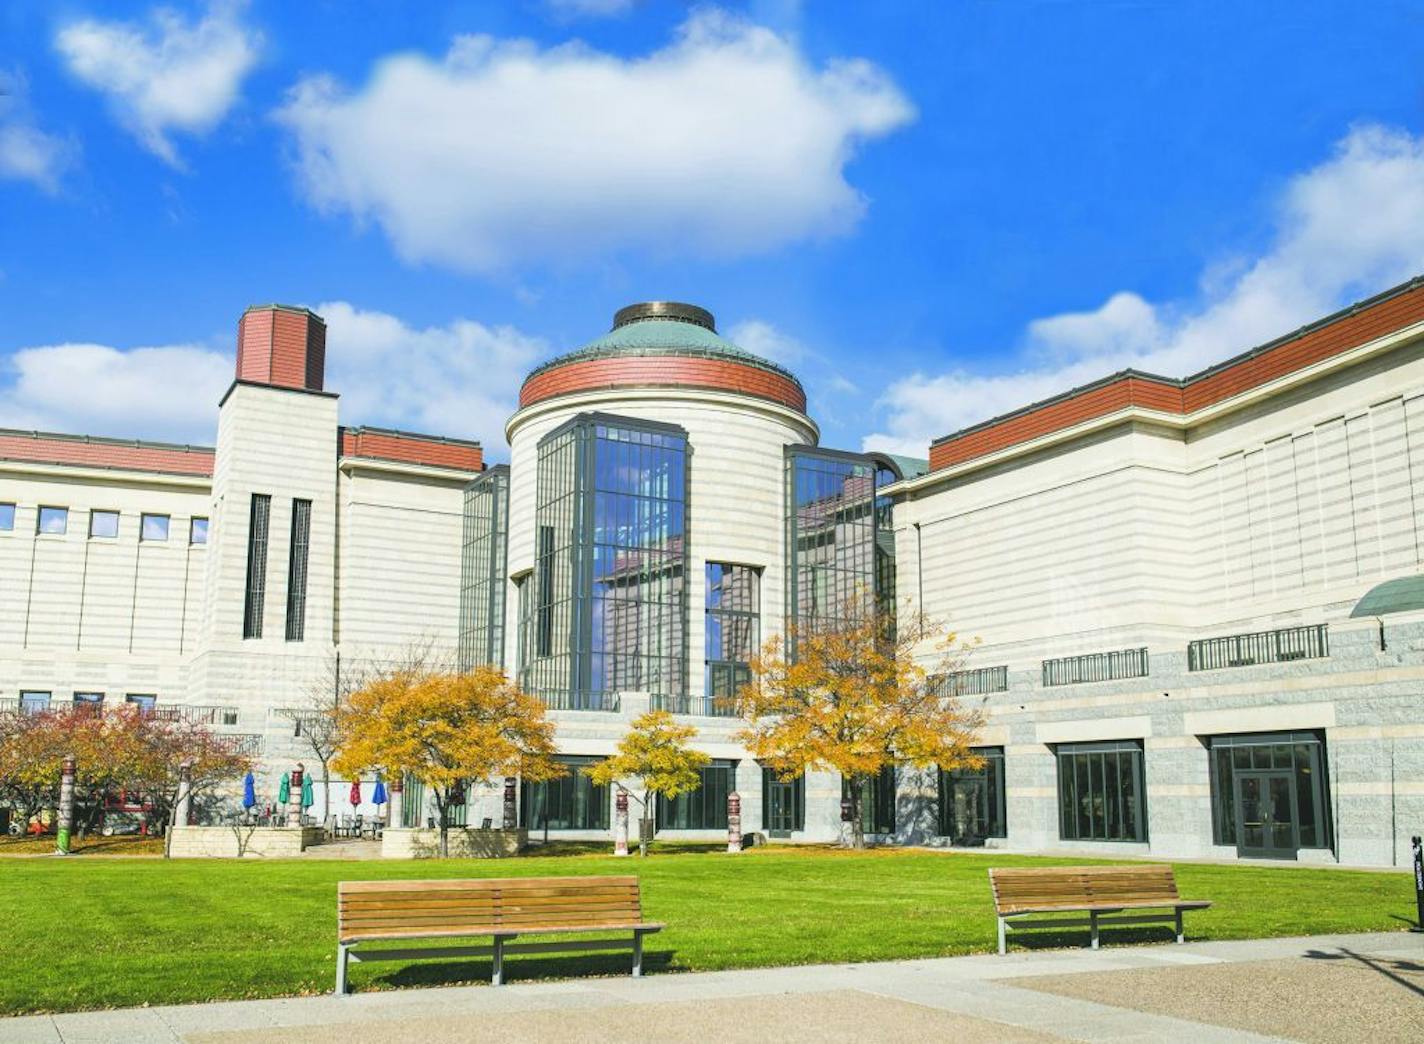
[0,844,1413,1015]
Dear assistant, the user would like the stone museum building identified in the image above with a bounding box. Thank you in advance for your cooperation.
[4,281,1424,867]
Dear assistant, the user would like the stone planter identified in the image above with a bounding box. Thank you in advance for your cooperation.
[381,827,527,859]
[168,825,325,858]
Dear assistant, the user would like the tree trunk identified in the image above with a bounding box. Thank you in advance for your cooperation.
[320,760,331,823]
[436,795,449,858]
[639,789,651,858]
[846,780,866,850]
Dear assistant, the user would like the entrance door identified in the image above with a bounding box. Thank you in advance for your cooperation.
[1234,770,1298,859]
[947,776,987,845]
[766,780,796,836]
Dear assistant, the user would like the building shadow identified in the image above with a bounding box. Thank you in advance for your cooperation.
[1302,948,1424,999]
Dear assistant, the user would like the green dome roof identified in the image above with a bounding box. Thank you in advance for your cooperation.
[1350,575,1424,617]
[525,302,802,388]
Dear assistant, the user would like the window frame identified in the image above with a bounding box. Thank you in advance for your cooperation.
[88,509,120,539]
[189,517,209,545]
[938,746,1007,842]
[0,502,14,532]
[1055,739,1148,843]
[19,690,52,715]
[704,562,760,716]
[140,513,170,542]
[36,506,68,536]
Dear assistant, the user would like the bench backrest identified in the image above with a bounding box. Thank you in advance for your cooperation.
[989,865,1180,914]
[338,875,643,943]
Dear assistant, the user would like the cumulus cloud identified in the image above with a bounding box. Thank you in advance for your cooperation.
[318,301,546,451]
[866,124,1424,457]
[56,0,260,166]
[276,10,913,271]
[0,343,231,443]
[0,70,77,192]
[726,318,807,367]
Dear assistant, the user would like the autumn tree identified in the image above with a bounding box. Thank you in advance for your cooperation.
[584,710,709,857]
[733,596,984,849]
[333,665,560,857]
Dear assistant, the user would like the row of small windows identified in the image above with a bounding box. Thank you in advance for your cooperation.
[0,503,207,544]
[11,691,156,714]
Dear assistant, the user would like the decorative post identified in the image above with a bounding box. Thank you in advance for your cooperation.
[55,755,77,855]
[502,777,517,831]
[614,788,630,857]
[174,759,194,827]
[388,778,404,830]
[287,764,305,827]
[727,791,742,853]
[1412,835,1424,933]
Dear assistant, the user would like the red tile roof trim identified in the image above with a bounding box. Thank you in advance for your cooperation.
[339,427,483,472]
[929,278,1424,472]
[519,355,808,413]
[0,431,215,476]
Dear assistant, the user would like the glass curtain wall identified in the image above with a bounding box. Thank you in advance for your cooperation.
[523,414,688,711]
[459,465,510,670]
[521,756,610,831]
[704,563,759,715]
[873,464,898,630]
[1209,731,1332,855]
[1056,740,1147,842]
[938,747,1006,843]
[785,447,876,644]
[656,760,734,829]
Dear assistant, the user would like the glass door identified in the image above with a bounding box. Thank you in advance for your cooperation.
[1234,770,1298,859]
[766,779,796,835]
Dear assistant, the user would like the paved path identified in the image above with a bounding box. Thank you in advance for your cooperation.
[3,932,1419,1043]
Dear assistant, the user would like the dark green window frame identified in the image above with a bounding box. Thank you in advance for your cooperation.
[704,562,759,716]
[656,760,734,830]
[762,767,805,834]
[521,756,610,831]
[1056,740,1147,842]
[844,764,896,836]
[458,466,510,670]
[1208,731,1333,850]
[938,746,1006,842]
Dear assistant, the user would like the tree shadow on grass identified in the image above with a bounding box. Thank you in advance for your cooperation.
[366,949,679,991]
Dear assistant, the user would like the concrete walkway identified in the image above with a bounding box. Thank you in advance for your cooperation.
[4,932,1419,1043]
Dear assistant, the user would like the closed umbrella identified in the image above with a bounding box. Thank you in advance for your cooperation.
[301,774,315,810]
[349,779,361,808]
[242,772,256,810]
[371,778,387,806]
[277,773,290,806]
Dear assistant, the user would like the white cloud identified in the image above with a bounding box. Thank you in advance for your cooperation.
[56,0,260,166]
[276,10,913,271]
[867,123,1424,457]
[0,343,231,443]
[546,0,638,17]
[318,301,545,452]
[726,317,807,366]
[0,70,77,192]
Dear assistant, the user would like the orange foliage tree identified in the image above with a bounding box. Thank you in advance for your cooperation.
[333,665,561,857]
[731,597,984,848]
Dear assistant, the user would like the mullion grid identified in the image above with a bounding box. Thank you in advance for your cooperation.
[459,469,509,670]
[786,451,875,644]
[242,494,271,639]
[284,499,311,642]
[704,563,759,715]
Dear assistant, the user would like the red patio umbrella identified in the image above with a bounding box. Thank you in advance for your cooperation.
[349,779,361,808]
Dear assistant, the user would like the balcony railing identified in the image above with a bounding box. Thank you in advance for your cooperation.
[227,734,265,755]
[1042,647,1149,687]
[649,694,691,714]
[538,691,622,713]
[1188,624,1328,671]
[151,705,241,726]
[938,666,1009,697]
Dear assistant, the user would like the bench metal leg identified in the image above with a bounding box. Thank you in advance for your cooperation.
[335,944,350,995]
[1175,908,1184,944]
[492,936,505,987]
[997,917,1007,955]
[632,930,644,978]
[1089,911,1100,950]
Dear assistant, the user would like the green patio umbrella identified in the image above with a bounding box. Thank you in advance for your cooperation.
[301,774,315,810]
[277,773,290,805]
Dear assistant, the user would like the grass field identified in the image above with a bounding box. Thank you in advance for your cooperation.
[0,844,1414,1016]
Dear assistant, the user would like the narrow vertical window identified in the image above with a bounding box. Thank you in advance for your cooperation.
[243,494,271,639]
[285,498,311,641]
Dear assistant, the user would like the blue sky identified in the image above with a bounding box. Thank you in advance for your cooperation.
[3,1,1424,459]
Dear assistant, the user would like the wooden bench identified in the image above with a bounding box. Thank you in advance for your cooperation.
[336,875,663,993]
[989,865,1210,954]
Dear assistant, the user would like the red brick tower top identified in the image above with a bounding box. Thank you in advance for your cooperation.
[236,304,327,392]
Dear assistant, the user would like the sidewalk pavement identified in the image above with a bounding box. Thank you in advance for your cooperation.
[3,931,1420,1043]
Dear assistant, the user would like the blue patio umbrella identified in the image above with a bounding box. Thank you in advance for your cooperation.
[242,772,256,809]
[371,778,387,806]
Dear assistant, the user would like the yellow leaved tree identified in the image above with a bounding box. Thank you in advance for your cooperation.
[732,595,984,849]
[584,710,709,857]
[333,665,561,857]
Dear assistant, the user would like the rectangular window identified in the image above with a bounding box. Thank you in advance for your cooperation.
[242,494,271,639]
[72,692,104,716]
[844,764,896,836]
[1042,648,1149,687]
[657,761,734,830]
[190,517,209,545]
[520,756,610,830]
[1056,740,1147,842]
[762,767,806,834]
[88,510,119,539]
[785,448,876,644]
[221,708,239,726]
[1188,625,1328,671]
[458,466,509,670]
[140,513,170,541]
[1208,731,1332,852]
[704,563,759,716]
[125,693,156,713]
[524,414,688,713]
[285,498,311,642]
[0,503,14,531]
[19,690,51,714]
[37,506,68,535]
[938,747,1006,842]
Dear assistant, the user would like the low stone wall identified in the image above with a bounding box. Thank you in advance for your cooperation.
[169,825,324,858]
[381,827,527,859]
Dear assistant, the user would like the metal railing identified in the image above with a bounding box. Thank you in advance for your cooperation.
[538,691,622,713]
[227,734,265,755]
[938,665,1009,697]
[1042,647,1149,687]
[1188,624,1328,671]
[649,694,691,714]
[151,704,241,726]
